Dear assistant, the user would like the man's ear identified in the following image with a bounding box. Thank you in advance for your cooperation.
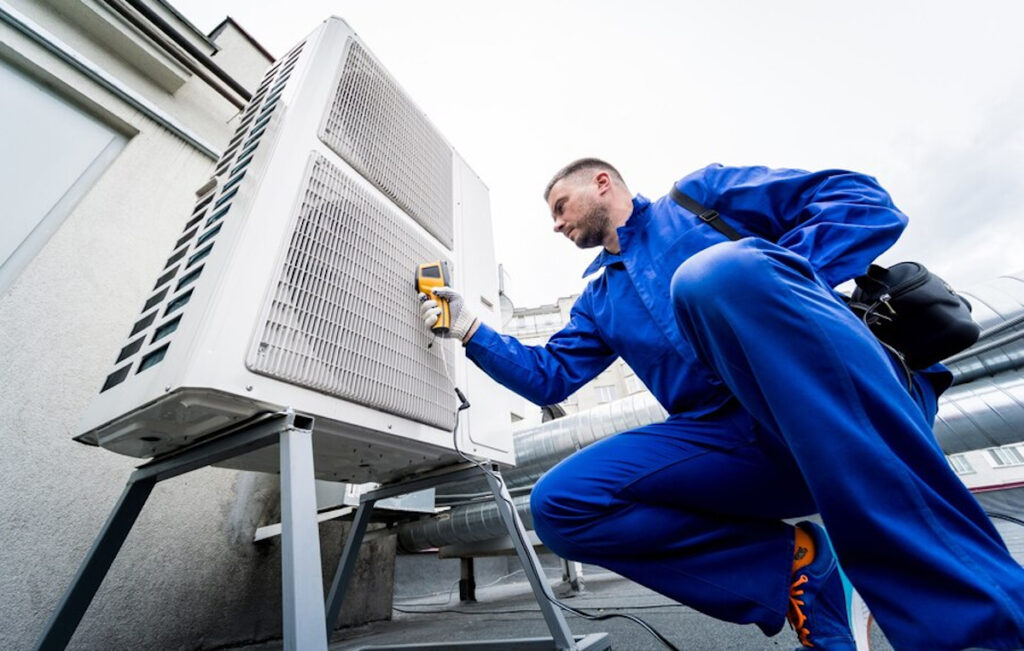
[594,171,612,194]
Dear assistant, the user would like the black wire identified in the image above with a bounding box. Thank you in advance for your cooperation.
[986,511,1024,527]
[443,379,681,651]
[394,602,684,616]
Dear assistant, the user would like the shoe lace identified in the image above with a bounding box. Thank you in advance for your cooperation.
[788,573,814,647]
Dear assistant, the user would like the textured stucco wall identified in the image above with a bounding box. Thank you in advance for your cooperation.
[0,4,394,648]
[209,19,275,93]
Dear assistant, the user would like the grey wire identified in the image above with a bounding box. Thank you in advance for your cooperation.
[393,568,562,606]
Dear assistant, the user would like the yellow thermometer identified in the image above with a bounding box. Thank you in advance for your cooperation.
[416,261,452,334]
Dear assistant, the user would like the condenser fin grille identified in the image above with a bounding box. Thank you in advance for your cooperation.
[320,39,454,248]
[247,154,456,431]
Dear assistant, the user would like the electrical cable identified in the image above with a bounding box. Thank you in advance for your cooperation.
[392,579,461,606]
[986,511,1024,527]
[394,569,549,605]
[433,338,681,651]
[394,601,686,616]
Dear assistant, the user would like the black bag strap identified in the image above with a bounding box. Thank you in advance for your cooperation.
[669,186,743,241]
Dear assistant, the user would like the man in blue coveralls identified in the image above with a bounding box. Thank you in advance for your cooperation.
[419,159,1024,650]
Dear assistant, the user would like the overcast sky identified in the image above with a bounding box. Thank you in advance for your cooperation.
[175,0,1024,307]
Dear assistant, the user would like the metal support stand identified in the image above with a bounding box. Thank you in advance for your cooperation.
[459,557,476,602]
[560,560,585,595]
[33,410,327,651]
[324,463,610,651]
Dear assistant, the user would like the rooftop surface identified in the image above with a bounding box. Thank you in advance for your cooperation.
[243,561,898,651]
[235,510,1024,651]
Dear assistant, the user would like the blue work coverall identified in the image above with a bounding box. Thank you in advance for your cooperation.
[464,165,1024,650]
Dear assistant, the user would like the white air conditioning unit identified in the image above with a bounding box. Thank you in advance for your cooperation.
[75,18,514,482]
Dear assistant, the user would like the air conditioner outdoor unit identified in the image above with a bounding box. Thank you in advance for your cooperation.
[75,17,514,482]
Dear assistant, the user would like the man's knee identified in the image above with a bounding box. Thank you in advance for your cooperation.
[530,472,593,560]
[670,240,766,312]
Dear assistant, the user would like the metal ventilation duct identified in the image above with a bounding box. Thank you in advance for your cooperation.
[399,494,534,553]
[946,270,1024,385]
[934,372,1024,453]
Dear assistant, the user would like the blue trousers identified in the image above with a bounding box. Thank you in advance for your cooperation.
[530,239,1024,650]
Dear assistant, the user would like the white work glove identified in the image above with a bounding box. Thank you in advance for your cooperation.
[419,286,478,341]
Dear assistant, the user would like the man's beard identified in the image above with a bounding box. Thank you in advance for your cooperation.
[573,201,610,249]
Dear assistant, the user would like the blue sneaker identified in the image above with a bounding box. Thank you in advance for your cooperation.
[788,522,872,650]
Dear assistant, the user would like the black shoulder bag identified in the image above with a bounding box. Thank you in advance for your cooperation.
[669,187,981,372]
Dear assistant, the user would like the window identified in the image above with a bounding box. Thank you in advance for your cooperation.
[537,311,562,332]
[0,59,125,294]
[947,454,974,474]
[626,374,646,395]
[988,445,1024,467]
[594,385,617,404]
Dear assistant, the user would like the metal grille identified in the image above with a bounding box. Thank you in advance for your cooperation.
[319,39,454,248]
[247,154,456,431]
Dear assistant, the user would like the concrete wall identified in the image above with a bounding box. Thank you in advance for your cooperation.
[0,2,392,648]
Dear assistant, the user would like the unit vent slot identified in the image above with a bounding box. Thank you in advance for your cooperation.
[193,192,214,213]
[116,337,145,363]
[175,229,198,250]
[101,365,131,392]
[130,311,157,337]
[137,344,169,373]
[175,266,203,291]
[152,316,182,343]
[214,187,239,208]
[184,212,205,231]
[154,266,177,290]
[186,243,214,268]
[248,154,456,431]
[164,289,193,316]
[206,205,230,228]
[196,224,222,246]
[165,247,187,268]
[320,39,453,248]
[143,288,169,312]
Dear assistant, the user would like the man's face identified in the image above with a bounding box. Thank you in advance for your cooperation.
[548,175,611,250]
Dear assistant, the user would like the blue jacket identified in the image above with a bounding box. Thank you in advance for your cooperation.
[465,164,908,417]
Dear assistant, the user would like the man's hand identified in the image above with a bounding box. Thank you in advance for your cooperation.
[419,287,479,343]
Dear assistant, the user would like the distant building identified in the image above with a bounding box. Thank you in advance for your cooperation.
[504,293,652,427]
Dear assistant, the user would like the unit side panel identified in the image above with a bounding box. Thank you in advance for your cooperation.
[453,155,515,461]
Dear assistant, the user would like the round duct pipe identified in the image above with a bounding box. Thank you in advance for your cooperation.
[398,494,533,552]
[934,371,1024,454]
[946,270,1024,385]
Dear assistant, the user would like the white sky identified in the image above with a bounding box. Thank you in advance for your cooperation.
[175,0,1024,307]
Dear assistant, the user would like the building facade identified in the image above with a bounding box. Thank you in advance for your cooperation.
[0,3,392,648]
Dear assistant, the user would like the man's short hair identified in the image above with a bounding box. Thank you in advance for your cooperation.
[543,158,626,201]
